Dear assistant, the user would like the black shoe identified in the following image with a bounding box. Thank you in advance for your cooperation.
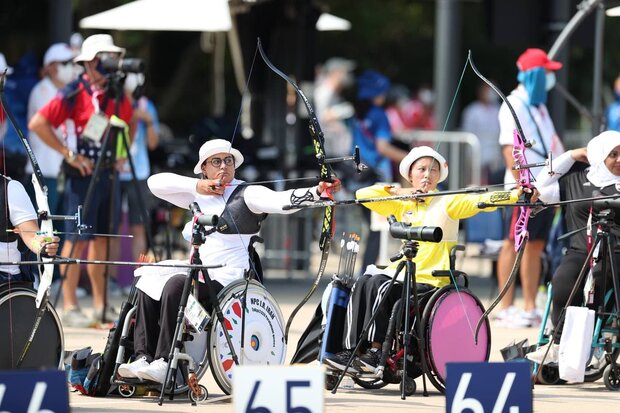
[359,348,382,372]
[323,350,360,374]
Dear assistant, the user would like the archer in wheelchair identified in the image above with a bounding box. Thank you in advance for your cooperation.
[104,138,340,402]
[525,132,620,389]
[0,174,60,370]
[303,146,529,394]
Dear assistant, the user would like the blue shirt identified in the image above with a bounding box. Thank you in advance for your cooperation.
[120,98,159,181]
[351,105,393,182]
[607,100,620,132]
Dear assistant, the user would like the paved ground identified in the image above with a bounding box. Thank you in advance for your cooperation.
[60,268,620,413]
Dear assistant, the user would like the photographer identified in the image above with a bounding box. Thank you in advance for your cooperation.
[527,131,620,365]
[28,34,134,327]
[325,146,528,373]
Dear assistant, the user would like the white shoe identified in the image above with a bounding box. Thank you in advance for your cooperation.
[526,343,559,365]
[493,307,532,328]
[118,356,150,379]
[61,307,93,328]
[137,358,168,383]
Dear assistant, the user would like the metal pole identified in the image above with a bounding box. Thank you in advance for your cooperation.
[592,3,605,136]
[434,0,461,189]
[547,0,570,139]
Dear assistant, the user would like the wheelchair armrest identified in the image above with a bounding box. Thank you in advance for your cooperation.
[431,269,469,288]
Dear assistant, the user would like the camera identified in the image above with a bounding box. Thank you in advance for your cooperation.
[387,215,442,242]
[100,57,145,73]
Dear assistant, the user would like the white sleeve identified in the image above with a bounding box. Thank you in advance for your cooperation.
[535,150,576,203]
[147,173,199,210]
[498,98,519,147]
[8,180,37,225]
[244,185,321,214]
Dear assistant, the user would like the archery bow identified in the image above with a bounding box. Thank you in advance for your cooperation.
[0,73,55,366]
[467,51,536,343]
[256,39,335,342]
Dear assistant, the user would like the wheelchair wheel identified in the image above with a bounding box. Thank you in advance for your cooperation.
[208,280,287,395]
[118,384,136,398]
[352,377,389,390]
[604,364,620,391]
[324,375,338,391]
[536,365,563,385]
[0,283,64,369]
[421,285,491,393]
[188,384,208,402]
[402,377,416,396]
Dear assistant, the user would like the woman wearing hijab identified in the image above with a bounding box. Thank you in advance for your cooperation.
[526,131,620,364]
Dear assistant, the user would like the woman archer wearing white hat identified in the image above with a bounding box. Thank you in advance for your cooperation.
[118,138,341,383]
[324,145,530,373]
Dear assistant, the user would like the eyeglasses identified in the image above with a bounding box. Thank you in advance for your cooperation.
[59,60,74,66]
[207,156,235,167]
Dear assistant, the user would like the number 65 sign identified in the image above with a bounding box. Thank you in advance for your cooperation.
[233,365,324,413]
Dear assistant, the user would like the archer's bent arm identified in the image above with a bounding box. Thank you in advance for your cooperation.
[534,149,582,203]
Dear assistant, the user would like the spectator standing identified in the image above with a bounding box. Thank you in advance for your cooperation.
[606,75,620,132]
[28,34,133,327]
[27,43,77,213]
[461,82,502,184]
[352,70,408,271]
[114,73,159,279]
[495,48,565,328]
[314,57,356,158]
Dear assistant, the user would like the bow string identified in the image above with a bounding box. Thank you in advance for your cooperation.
[255,39,335,342]
[467,51,535,342]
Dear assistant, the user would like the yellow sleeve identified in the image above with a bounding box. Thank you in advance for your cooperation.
[446,189,519,220]
[355,185,411,219]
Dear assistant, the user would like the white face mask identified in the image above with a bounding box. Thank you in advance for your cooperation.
[545,72,556,91]
[55,62,76,85]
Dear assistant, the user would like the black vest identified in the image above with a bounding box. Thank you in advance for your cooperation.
[0,175,18,243]
[212,185,267,235]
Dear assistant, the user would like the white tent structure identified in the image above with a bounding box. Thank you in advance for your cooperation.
[80,0,232,32]
[79,0,350,32]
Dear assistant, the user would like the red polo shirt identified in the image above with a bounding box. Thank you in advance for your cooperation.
[39,74,133,137]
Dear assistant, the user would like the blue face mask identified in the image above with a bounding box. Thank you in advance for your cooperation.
[614,90,620,101]
[517,67,547,106]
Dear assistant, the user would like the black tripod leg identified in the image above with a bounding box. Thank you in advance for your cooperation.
[53,127,114,308]
[331,261,405,394]
[158,269,196,405]
[605,234,620,367]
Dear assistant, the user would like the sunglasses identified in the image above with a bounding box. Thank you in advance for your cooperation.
[207,156,235,167]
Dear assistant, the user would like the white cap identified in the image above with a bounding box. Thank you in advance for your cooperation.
[399,146,449,183]
[74,34,125,63]
[43,43,75,66]
[193,139,244,174]
[0,53,13,75]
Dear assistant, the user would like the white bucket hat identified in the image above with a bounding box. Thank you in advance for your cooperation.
[74,34,125,63]
[399,146,449,183]
[193,139,244,174]
[44,43,75,66]
[0,53,13,75]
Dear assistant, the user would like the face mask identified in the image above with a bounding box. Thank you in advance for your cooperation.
[545,72,556,91]
[614,90,620,101]
[55,63,76,85]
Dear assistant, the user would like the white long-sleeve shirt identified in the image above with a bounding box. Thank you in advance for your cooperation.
[146,173,321,287]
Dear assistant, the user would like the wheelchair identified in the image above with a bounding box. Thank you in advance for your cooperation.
[533,284,620,389]
[0,281,64,370]
[108,254,287,400]
[319,245,491,395]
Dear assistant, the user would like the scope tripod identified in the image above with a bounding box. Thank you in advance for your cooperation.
[157,209,240,405]
[331,238,430,400]
[535,208,620,387]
